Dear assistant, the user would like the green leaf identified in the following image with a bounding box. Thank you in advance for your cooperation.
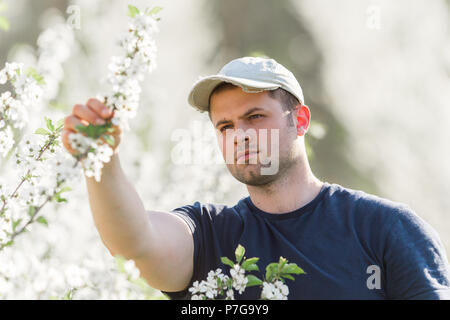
[12,219,22,232]
[265,263,278,282]
[281,274,295,281]
[28,206,37,217]
[246,274,263,287]
[242,257,260,271]
[76,123,112,139]
[36,216,48,226]
[63,289,73,300]
[243,263,259,272]
[75,124,88,134]
[102,134,115,147]
[281,263,305,275]
[34,128,50,135]
[55,118,65,131]
[58,186,72,193]
[128,4,140,17]
[0,16,9,31]
[235,244,245,264]
[4,240,14,247]
[54,194,67,203]
[114,254,126,273]
[45,117,55,132]
[26,67,45,85]
[56,118,65,127]
[147,6,163,16]
[220,256,234,268]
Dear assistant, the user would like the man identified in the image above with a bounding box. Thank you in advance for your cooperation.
[62,57,450,299]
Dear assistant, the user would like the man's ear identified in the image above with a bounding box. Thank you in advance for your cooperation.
[296,104,311,136]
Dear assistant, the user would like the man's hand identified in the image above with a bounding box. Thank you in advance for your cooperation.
[61,98,122,155]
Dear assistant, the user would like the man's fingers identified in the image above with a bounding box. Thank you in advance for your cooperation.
[64,115,86,132]
[72,104,106,126]
[86,98,112,119]
[62,99,119,156]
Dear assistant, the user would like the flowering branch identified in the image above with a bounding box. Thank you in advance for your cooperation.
[0,16,78,252]
[188,244,306,300]
[0,117,74,250]
[0,63,43,159]
[69,5,161,182]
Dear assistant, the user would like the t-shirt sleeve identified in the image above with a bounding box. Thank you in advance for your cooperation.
[160,201,236,300]
[383,205,450,299]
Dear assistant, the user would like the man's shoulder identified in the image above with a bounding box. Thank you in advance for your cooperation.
[324,183,441,256]
[170,199,245,223]
[325,182,416,222]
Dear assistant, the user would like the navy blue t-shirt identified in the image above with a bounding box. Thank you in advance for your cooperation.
[162,182,450,299]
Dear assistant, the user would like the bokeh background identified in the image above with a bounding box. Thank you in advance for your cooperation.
[0,0,449,298]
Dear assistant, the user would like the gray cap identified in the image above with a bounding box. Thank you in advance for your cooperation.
[188,56,304,112]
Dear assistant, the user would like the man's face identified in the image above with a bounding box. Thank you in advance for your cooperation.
[209,86,304,186]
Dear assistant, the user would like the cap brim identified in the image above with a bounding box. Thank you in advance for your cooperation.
[188,75,280,112]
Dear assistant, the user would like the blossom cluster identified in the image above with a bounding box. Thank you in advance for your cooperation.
[188,245,304,300]
[0,62,43,157]
[261,280,289,300]
[188,268,234,300]
[70,6,160,182]
[0,233,161,299]
[230,264,248,294]
[36,22,75,102]
[0,120,79,250]
[68,133,113,182]
[189,268,289,300]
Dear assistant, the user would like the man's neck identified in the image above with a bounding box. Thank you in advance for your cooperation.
[246,159,323,214]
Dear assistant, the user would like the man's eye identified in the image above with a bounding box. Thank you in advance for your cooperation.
[249,114,263,119]
[220,125,232,132]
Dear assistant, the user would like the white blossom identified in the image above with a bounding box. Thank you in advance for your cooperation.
[188,267,234,300]
[36,23,75,100]
[123,259,141,280]
[226,289,234,300]
[261,280,289,300]
[0,126,14,157]
[0,62,24,82]
[230,264,248,294]
[68,132,114,182]
[0,60,44,158]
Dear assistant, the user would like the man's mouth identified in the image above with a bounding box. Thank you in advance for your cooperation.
[236,150,259,163]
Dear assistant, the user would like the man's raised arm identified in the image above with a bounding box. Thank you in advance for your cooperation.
[62,98,194,292]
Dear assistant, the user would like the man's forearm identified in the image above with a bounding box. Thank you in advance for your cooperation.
[85,152,152,259]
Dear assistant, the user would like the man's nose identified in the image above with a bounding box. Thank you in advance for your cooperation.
[233,132,250,146]
[232,127,258,151]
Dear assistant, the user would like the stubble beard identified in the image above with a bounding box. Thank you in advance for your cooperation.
[226,148,297,187]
